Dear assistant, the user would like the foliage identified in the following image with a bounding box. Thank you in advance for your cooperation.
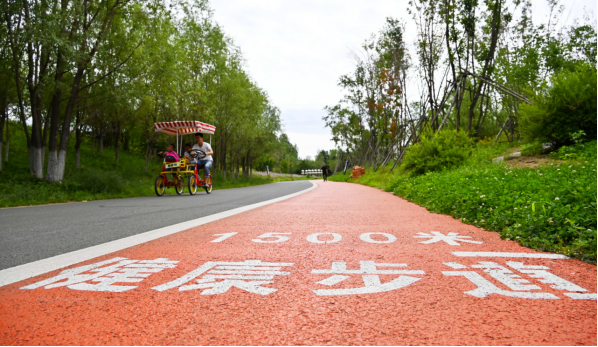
[518,64,597,146]
[549,135,596,161]
[401,129,473,176]
[325,0,597,170]
[0,0,297,183]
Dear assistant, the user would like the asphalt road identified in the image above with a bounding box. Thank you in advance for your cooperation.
[0,180,312,270]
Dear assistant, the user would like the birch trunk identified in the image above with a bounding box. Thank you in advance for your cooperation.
[114,121,121,165]
[4,118,9,162]
[98,135,103,153]
[76,148,81,169]
[46,150,59,182]
[75,112,83,169]
[30,146,45,179]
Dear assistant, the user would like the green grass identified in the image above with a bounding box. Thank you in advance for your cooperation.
[0,122,308,208]
[330,140,597,263]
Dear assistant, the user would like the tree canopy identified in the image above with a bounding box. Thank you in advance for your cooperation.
[0,0,295,181]
[325,0,597,171]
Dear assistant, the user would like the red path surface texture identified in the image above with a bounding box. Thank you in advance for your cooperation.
[0,181,596,345]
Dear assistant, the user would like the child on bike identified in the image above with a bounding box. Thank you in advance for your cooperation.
[158,144,180,163]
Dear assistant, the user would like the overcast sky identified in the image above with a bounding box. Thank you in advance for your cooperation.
[210,0,596,158]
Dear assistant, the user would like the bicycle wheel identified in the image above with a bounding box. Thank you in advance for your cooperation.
[175,175,184,195]
[154,176,166,196]
[204,175,213,194]
[188,175,198,195]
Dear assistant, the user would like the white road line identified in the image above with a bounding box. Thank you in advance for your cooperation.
[452,252,569,259]
[0,181,318,288]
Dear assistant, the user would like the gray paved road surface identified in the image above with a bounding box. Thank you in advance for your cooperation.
[0,181,312,270]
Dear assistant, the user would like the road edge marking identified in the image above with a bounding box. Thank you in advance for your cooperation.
[0,181,318,288]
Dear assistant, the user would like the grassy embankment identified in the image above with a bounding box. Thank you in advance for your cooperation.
[330,140,597,263]
[0,122,308,208]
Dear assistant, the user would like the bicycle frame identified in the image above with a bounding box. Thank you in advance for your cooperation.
[191,160,213,186]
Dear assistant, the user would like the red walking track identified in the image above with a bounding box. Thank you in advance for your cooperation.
[0,181,596,345]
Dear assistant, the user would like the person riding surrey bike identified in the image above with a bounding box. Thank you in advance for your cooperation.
[190,133,214,187]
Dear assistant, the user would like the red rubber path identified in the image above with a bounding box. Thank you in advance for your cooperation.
[0,181,596,345]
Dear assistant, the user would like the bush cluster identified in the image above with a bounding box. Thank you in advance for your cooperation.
[548,135,596,161]
[401,129,474,176]
[519,64,597,146]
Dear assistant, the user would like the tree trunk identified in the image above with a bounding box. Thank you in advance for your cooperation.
[46,46,67,182]
[41,110,51,173]
[98,134,104,153]
[0,94,5,170]
[467,0,502,133]
[91,129,95,154]
[4,118,9,162]
[123,129,130,152]
[114,121,121,165]
[76,148,81,169]
[5,12,31,172]
[75,112,83,169]
[222,133,227,182]
[246,149,251,178]
[145,142,152,172]
[49,67,88,182]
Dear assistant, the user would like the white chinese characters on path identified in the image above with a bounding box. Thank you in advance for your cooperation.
[415,231,483,246]
[506,261,596,300]
[152,260,293,295]
[21,257,178,292]
[443,261,596,300]
[312,261,424,296]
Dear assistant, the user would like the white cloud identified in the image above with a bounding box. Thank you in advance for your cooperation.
[210,0,596,158]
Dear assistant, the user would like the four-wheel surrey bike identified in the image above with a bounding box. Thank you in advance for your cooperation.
[153,121,216,196]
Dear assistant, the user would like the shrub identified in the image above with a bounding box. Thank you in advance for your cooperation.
[550,139,597,161]
[519,63,597,146]
[520,142,550,156]
[401,129,474,176]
